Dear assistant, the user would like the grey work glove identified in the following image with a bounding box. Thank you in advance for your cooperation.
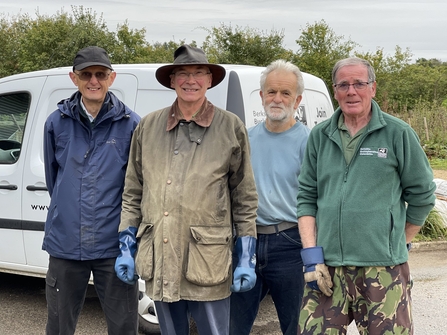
[301,246,333,296]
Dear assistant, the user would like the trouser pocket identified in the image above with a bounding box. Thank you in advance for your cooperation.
[45,269,58,317]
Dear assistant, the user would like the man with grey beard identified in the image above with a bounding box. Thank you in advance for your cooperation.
[230,60,309,335]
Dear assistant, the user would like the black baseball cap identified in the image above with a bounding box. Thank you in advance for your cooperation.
[73,46,113,71]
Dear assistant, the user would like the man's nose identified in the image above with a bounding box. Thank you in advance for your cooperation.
[89,74,100,84]
[273,92,282,102]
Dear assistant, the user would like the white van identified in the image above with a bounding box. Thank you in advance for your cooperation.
[0,64,334,333]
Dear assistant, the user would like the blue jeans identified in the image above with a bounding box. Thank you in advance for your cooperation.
[230,227,304,335]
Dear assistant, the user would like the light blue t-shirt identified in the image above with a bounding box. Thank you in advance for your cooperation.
[248,121,310,226]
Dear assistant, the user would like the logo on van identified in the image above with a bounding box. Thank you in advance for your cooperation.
[316,107,327,118]
[31,204,49,211]
[252,110,266,125]
[295,106,306,125]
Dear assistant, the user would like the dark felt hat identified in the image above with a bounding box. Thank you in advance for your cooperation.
[73,46,113,71]
[155,44,226,89]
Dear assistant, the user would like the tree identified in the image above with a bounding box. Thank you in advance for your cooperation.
[411,58,447,105]
[201,23,293,66]
[16,6,118,73]
[357,47,447,113]
[0,6,157,77]
[0,12,39,77]
[293,20,358,94]
[111,21,150,64]
[1,8,446,119]
[144,40,189,63]
[357,46,413,112]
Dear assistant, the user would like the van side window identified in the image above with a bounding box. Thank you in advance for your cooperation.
[0,92,30,164]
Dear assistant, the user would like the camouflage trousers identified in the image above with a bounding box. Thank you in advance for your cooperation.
[298,263,413,335]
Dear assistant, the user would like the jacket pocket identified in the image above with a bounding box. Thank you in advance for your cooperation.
[186,226,232,286]
[135,223,154,281]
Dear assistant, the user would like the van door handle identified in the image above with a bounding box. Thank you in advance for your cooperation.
[26,185,48,191]
[0,184,18,190]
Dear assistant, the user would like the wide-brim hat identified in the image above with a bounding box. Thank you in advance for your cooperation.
[155,44,226,89]
[73,46,113,71]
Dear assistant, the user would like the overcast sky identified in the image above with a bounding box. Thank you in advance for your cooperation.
[1,0,446,62]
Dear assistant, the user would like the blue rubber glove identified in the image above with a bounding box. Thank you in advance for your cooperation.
[231,236,257,292]
[301,246,333,296]
[115,226,139,285]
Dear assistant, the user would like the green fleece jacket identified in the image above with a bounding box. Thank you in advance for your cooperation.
[297,100,436,267]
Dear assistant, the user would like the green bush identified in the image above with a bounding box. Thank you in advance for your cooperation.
[424,142,447,160]
[415,208,447,242]
[391,101,447,160]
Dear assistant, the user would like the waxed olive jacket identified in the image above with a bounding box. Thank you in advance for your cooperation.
[119,99,257,302]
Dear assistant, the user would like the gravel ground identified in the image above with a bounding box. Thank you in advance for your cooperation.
[405,243,447,334]
[433,169,447,180]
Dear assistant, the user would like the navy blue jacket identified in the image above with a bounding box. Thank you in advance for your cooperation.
[43,91,140,260]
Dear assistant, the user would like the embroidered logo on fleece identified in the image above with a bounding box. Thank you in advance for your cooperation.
[359,147,388,158]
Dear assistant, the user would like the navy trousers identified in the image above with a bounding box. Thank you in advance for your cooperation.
[155,297,230,335]
[45,256,139,335]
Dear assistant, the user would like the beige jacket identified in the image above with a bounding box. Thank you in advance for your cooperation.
[120,99,257,302]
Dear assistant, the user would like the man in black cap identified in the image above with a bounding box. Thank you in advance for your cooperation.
[115,44,258,334]
[43,46,140,335]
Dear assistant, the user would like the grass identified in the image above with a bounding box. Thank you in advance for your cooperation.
[429,158,447,170]
[415,209,447,242]
[417,159,447,242]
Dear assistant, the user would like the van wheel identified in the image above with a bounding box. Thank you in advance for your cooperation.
[138,292,161,334]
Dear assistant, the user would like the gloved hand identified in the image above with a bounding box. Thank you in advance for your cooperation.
[231,236,257,292]
[115,226,139,285]
[301,246,333,296]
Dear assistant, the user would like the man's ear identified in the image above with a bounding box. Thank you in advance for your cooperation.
[371,81,377,98]
[69,72,78,86]
[207,73,213,89]
[108,71,117,86]
[294,95,303,110]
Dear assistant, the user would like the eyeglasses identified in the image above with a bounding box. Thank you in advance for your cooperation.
[74,71,111,81]
[172,70,210,80]
[333,81,372,92]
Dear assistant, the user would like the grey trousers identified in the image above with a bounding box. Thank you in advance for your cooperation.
[45,256,139,335]
[155,297,230,335]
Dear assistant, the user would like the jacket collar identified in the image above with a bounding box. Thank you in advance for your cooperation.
[324,99,386,138]
[58,91,129,123]
[166,98,214,131]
